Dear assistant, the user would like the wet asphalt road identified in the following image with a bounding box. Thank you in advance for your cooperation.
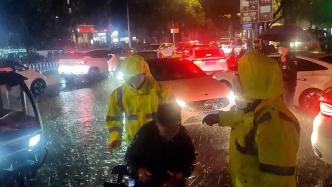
[30,73,332,187]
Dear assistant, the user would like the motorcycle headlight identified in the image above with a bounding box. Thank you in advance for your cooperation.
[29,134,41,147]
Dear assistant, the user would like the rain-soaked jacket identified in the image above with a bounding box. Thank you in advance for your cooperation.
[219,51,300,187]
[106,55,173,144]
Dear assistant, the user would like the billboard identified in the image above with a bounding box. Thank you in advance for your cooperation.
[240,0,273,23]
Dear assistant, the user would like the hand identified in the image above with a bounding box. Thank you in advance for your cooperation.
[202,114,219,126]
[138,168,152,183]
[108,140,121,151]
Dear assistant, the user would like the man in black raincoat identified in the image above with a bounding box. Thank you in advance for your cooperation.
[125,103,196,187]
[278,42,298,105]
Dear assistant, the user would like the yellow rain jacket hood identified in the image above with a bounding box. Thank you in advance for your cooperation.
[238,50,283,100]
[120,55,155,83]
[106,55,173,145]
[217,51,300,187]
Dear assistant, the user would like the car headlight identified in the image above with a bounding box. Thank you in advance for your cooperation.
[176,99,187,108]
[227,91,236,103]
[29,134,41,147]
[116,72,124,81]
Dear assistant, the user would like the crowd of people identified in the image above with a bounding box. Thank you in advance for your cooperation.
[104,40,300,187]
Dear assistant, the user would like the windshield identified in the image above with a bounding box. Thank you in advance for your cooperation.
[0,84,38,133]
[148,60,207,81]
[194,48,224,58]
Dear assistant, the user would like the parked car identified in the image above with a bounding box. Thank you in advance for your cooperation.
[142,43,175,58]
[213,54,332,113]
[184,46,227,73]
[0,60,48,95]
[0,71,47,185]
[57,49,110,81]
[146,58,233,124]
[312,88,332,164]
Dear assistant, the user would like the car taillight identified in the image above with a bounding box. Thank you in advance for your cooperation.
[218,59,226,63]
[320,102,332,116]
[194,60,202,65]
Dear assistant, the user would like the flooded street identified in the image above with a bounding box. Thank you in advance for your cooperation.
[31,75,332,187]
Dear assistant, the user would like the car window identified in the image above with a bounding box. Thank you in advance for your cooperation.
[296,59,328,71]
[319,55,332,64]
[148,60,207,81]
[85,50,110,58]
[194,48,224,58]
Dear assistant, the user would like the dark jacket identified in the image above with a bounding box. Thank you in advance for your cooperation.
[125,121,196,186]
[280,54,298,90]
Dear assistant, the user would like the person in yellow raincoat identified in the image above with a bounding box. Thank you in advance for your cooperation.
[203,50,300,187]
[106,55,173,151]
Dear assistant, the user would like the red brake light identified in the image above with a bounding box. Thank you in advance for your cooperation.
[320,102,332,116]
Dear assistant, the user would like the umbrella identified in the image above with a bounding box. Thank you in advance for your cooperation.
[259,25,313,42]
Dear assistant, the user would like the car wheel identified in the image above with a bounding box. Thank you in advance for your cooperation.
[299,88,323,114]
[219,80,232,89]
[31,79,47,95]
[88,67,100,81]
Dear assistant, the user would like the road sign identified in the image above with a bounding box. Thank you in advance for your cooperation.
[258,0,273,22]
[240,0,273,23]
[171,28,180,34]
[241,11,258,23]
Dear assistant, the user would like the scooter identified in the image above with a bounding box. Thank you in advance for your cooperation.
[0,70,48,186]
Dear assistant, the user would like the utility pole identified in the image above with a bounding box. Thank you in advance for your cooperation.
[127,1,132,48]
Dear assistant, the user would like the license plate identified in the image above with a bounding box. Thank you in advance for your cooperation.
[205,61,216,65]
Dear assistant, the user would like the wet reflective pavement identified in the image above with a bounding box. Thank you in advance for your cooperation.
[30,74,332,187]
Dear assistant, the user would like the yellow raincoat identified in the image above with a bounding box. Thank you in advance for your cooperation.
[106,55,172,144]
[219,50,300,187]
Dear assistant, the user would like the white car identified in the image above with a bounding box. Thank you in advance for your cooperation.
[312,88,332,164]
[146,58,234,124]
[58,49,110,80]
[0,61,47,95]
[185,46,227,73]
[213,54,332,113]
[142,43,175,58]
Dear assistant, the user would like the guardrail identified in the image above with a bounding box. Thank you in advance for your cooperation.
[26,62,59,73]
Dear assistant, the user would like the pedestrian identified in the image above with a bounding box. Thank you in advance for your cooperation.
[203,50,300,187]
[107,48,123,78]
[105,55,173,152]
[278,42,298,105]
[125,103,196,187]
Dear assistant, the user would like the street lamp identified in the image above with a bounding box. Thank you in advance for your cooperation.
[127,1,132,48]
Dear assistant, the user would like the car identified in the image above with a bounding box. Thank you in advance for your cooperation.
[142,43,175,58]
[0,60,48,95]
[213,54,332,113]
[312,88,332,164]
[57,49,110,81]
[0,71,47,185]
[218,38,233,55]
[146,58,234,124]
[172,43,209,59]
[184,46,227,73]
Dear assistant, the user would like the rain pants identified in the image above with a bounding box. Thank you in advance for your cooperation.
[219,51,300,187]
[106,55,173,144]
